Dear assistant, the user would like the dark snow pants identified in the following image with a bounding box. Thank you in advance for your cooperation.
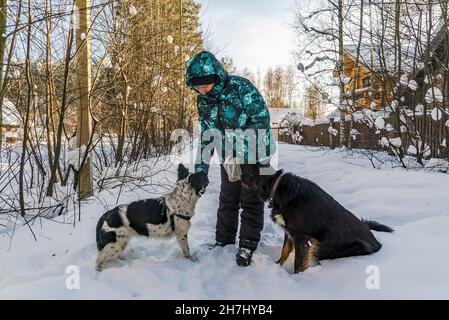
[215,165,265,251]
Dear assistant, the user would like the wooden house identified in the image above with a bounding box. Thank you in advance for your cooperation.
[334,23,449,114]
[333,45,391,112]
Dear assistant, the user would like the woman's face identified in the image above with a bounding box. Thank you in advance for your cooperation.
[194,83,214,94]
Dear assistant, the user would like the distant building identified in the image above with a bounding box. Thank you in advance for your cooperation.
[333,42,416,112]
[409,22,449,106]
[1,99,20,143]
[333,22,449,114]
[334,45,389,111]
[269,107,304,128]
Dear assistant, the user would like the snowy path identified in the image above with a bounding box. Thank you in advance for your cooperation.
[1,144,448,299]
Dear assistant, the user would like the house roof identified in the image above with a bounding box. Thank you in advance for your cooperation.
[332,12,448,79]
[344,44,380,69]
[2,99,20,126]
[343,42,419,74]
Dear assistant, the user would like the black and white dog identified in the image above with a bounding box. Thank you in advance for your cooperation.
[95,164,208,271]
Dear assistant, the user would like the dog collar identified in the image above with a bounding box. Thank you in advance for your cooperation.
[267,174,284,208]
[174,213,192,221]
[170,213,192,231]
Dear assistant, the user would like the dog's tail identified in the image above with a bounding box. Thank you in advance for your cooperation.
[362,219,394,233]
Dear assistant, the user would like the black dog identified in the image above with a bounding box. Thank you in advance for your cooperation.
[95,164,208,271]
[240,165,393,273]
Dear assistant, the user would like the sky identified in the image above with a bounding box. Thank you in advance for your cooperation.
[196,0,300,74]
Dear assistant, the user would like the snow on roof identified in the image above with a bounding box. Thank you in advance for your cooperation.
[344,42,419,74]
[325,108,341,120]
[269,108,304,126]
[2,99,20,126]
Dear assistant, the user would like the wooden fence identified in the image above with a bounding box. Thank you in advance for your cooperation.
[272,115,447,158]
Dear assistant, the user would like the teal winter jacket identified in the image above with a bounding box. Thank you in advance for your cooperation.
[186,51,276,174]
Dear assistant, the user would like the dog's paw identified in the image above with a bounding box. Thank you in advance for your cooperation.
[186,254,198,262]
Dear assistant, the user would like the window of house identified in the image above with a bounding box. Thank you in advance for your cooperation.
[362,76,372,88]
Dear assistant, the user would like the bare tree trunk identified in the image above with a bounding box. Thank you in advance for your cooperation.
[19,0,33,216]
[0,0,7,151]
[338,0,346,147]
[75,0,93,199]
[419,0,433,163]
[393,0,404,164]
[44,0,54,177]
[441,0,449,160]
[348,0,365,151]
[46,5,75,197]
[116,72,128,165]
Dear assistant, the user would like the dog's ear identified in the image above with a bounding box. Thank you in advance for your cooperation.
[274,169,283,177]
[177,163,189,180]
[259,168,282,183]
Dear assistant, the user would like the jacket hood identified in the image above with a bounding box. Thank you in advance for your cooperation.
[185,51,228,97]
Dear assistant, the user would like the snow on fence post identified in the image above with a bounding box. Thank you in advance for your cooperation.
[329,118,335,149]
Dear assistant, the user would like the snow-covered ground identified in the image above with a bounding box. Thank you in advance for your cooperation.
[1,143,449,299]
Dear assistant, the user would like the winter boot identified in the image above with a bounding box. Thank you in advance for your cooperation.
[236,247,254,267]
[215,241,235,247]
[216,240,235,247]
[206,240,235,250]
